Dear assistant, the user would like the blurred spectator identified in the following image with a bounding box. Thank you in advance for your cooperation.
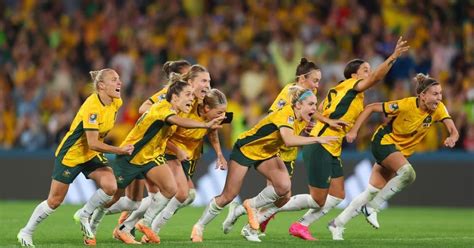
[0,0,472,153]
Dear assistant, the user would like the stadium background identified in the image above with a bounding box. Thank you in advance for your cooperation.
[0,0,473,232]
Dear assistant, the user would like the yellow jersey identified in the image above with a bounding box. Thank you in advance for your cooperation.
[310,78,364,157]
[165,100,209,160]
[121,100,177,165]
[55,94,122,167]
[373,97,451,157]
[236,105,305,161]
[148,87,168,104]
[268,83,316,162]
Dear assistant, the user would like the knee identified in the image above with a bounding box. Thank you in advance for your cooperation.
[175,188,189,202]
[47,197,63,209]
[218,191,237,206]
[101,182,117,196]
[272,180,291,197]
[399,164,416,184]
[309,192,326,207]
[162,184,177,199]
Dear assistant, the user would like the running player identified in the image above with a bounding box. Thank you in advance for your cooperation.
[327,73,459,240]
[103,76,223,244]
[190,86,338,242]
[284,37,409,241]
[222,58,347,241]
[149,88,228,240]
[17,69,134,246]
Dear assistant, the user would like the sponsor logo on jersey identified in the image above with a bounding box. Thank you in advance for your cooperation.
[389,103,399,112]
[287,116,294,125]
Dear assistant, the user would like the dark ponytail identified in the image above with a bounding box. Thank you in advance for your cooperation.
[296,58,320,78]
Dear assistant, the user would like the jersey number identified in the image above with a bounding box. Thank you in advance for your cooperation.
[325,89,338,110]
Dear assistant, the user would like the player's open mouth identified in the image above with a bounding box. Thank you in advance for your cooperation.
[308,112,315,117]
[115,88,121,93]
[185,103,192,108]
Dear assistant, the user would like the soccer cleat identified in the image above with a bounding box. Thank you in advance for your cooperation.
[240,224,261,242]
[243,199,259,230]
[113,228,141,244]
[118,211,129,225]
[259,213,276,233]
[73,209,96,243]
[288,222,317,241]
[135,219,160,243]
[17,229,35,247]
[327,220,345,240]
[361,205,380,229]
[222,202,240,234]
[190,224,203,242]
[141,235,151,243]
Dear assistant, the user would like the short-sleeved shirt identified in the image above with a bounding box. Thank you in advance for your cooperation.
[165,99,209,160]
[148,87,168,104]
[373,97,451,157]
[235,105,305,161]
[311,78,364,157]
[55,94,122,167]
[268,83,317,162]
[121,100,177,165]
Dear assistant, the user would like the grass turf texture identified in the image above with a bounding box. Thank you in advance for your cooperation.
[1,201,473,247]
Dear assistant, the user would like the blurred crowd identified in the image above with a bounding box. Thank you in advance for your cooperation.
[0,0,473,153]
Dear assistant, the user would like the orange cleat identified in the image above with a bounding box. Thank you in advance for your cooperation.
[118,211,129,225]
[190,224,203,242]
[135,219,160,244]
[83,237,97,246]
[243,200,259,230]
[113,228,141,244]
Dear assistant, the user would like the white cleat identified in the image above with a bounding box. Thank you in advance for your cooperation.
[17,229,35,247]
[73,209,95,240]
[240,224,261,242]
[222,202,240,234]
[361,205,380,229]
[328,220,345,241]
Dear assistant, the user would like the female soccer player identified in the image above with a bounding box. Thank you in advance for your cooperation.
[284,37,409,241]
[222,58,347,240]
[94,60,192,232]
[149,88,228,240]
[327,73,459,240]
[105,77,224,244]
[17,69,134,246]
[190,87,338,242]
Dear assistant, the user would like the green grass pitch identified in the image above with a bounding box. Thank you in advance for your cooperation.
[1,201,473,247]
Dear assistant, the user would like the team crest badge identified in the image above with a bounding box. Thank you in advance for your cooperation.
[422,115,432,128]
[389,103,399,112]
[116,176,124,183]
[159,94,166,101]
[287,116,294,125]
[277,99,286,108]
[89,113,98,124]
[62,169,71,178]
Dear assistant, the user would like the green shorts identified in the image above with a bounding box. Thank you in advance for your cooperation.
[371,128,398,164]
[229,144,272,168]
[165,153,197,179]
[284,161,295,178]
[52,154,109,184]
[302,143,343,188]
[182,160,197,179]
[112,155,166,189]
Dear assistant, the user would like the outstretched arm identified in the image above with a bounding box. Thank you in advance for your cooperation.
[85,130,134,155]
[354,37,409,92]
[167,115,224,129]
[346,103,383,143]
[280,127,338,147]
[442,118,459,148]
